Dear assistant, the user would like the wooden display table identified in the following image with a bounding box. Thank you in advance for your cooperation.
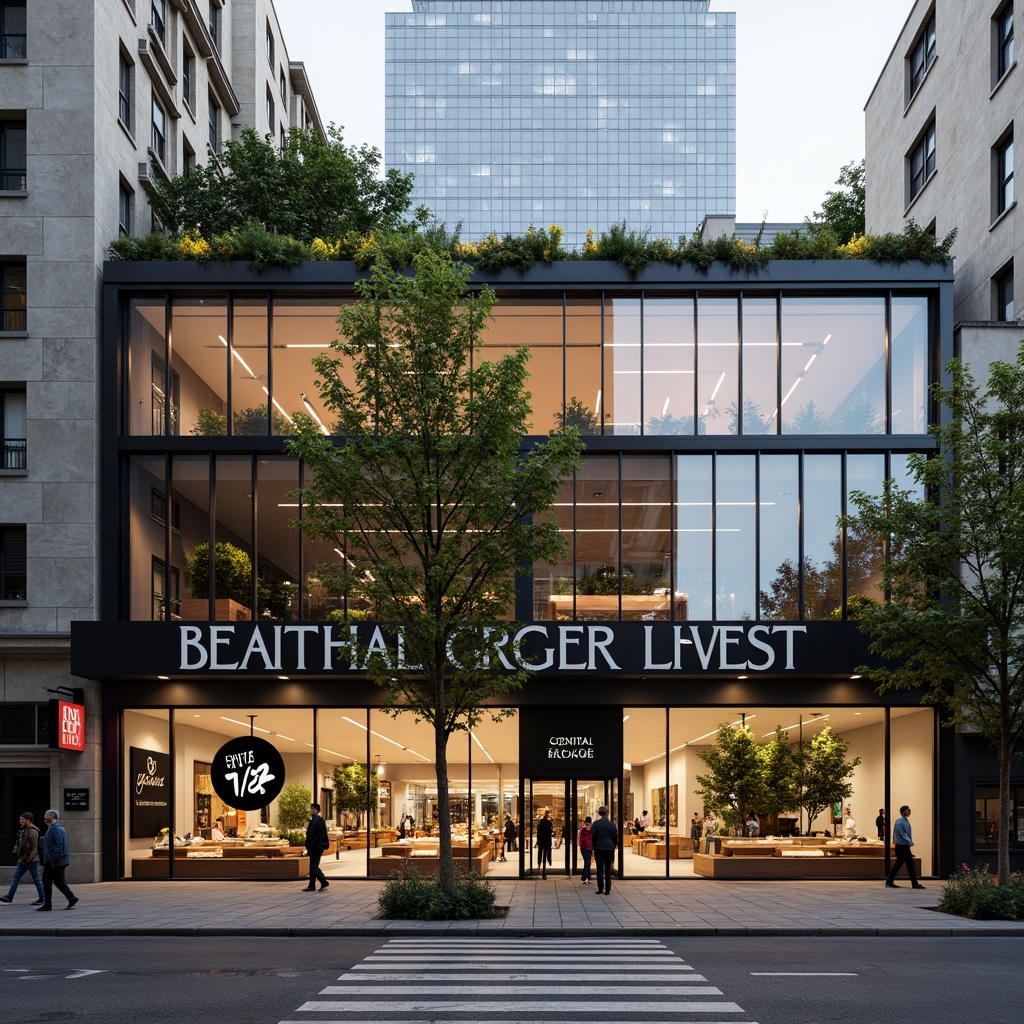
[133,849,310,879]
[547,594,688,621]
[695,841,921,879]
[368,838,491,878]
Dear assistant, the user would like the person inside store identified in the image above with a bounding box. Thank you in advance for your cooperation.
[503,814,517,855]
[577,815,594,884]
[875,808,886,840]
[702,814,717,854]
[211,817,226,841]
[745,811,760,837]
[885,804,925,889]
[637,809,650,832]
[301,803,330,893]
[536,809,554,879]
[690,811,702,846]
[844,806,857,839]
[591,805,618,895]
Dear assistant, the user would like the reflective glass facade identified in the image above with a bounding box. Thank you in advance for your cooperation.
[386,1,735,246]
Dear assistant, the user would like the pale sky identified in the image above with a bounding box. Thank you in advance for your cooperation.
[276,0,917,225]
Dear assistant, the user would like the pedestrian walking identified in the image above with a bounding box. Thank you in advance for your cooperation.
[885,805,925,889]
[590,805,617,895]
[301,802,330,892]
[0,811,45,905]
[536,809,553,879]
[37,810,78,911]
[577,815,594,884]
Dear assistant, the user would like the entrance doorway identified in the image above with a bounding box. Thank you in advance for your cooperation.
[524,777,618,877]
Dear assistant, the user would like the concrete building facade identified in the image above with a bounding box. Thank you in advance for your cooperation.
[0,0,320,884]
[386,0,736,248]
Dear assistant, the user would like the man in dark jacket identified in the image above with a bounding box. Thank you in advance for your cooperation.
[535,810,553,879]
[38,810,77,911]
[0,811,45,905]
[590,805,618,895]
[302,803,330,892]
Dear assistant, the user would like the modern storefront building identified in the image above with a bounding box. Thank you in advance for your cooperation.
[65,255,974,883]
[385,1,736,247]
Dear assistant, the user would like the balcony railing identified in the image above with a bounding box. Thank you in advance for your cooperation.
[3,439,25,470]
[0,33,26,59]
[0,167,26,190]
[1,307,26,331]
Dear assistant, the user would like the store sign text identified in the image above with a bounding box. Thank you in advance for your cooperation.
[548,736,594,760]
[177,622,808,674]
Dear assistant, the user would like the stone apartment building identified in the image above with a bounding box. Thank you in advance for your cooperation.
[0,0,321,882]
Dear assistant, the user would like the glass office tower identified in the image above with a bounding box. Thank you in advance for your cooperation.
[386,1,736,247]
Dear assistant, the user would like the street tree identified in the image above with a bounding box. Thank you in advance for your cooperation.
[845,344,1024,884]
[145,125,419,241]
[793,724,861,833]
[807,159,865,243]
[288,249,583,896]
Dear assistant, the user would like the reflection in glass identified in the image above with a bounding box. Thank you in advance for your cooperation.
[758,455,800,620]
[676,455,712,620]
[846,454,885,614]
[565,296,602,435]
[129,456,167,620]
[128,298,168,435]
[697,297,738,436]
[172,296,228,437]
[891,296,928,434]
[621,456,673,618]
[211,456,253,619]
[571,455,620,619]
[537,475,574,619]
[741,297,777,434]
[231,296,275,436]
[173,456,211,620]
[644,297,694,435]
[256,458,300,620]
[781,298,885,434]
[607,298,640,435]
[802,454,842,618]
[123,709,170,878]
[715,455,755,619]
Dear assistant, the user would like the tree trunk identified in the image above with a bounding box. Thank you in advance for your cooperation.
[434,707,455,896]
[998,724,1012,886]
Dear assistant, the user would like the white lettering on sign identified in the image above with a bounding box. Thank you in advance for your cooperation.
[548,735,595,760]
[176,622,811,674]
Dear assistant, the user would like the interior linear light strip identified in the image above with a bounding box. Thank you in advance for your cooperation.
[220,716,295,743]
[640,716,757,764]
[300,392,330,435]
[217,335,294,425]
[341,715,431,762]
[470,729,495,764]
[304,742,357,761]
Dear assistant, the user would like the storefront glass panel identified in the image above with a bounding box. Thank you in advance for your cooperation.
[127,297,169,435]
[212,456,254,619]
[565,296,602,435]
[621,456,672,618]
[845,454,886,612]
[676,454,713,620]
[758,454,800,620]
[537,475,574,619]
[172,296,228,438]
[644,297,694,435]
[715,454,756,619]
[573,455,620,619]
[173,456,211,621]
[891,296,929,435]
[129,456,167,621]
[741,296,777,434]
[230,296,273,436]
[697,297,738,435]
[606,297,641,435]
[802,454,842,618]
[780,297,886,434]
[123,709,170,878]
[256,457,300,620]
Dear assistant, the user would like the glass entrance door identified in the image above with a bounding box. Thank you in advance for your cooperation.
[525,778,619,877]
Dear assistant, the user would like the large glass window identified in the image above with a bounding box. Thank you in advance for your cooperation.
[0,261,25,330]
[644,296,694,435]
[606,297,640,435]
[573,455,620,619]
[0,120,26,190]
[758,454,800,620]
[621,456,672,618]
[676,454,712,620]
[845,454,886,614]
[0,1,27,59]
[781,297,885,435]
[171,296,227,437]
[715,455,756,619]
[802,454,842,619]
[1,387,26,469]
[173,456,211,621]
[697,297,738,436]
[996,2,1015,82]
[891,297,928,434]
[212,456,254,618]
[127,299,168,435]
[741,296,777,434]
[256,457,300,621]
[974,783,1024,851]
[909,120,936,202]
[564,296,601,435]
[231,296,274,436]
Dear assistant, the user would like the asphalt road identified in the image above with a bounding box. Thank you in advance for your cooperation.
[0,935,1019,1024]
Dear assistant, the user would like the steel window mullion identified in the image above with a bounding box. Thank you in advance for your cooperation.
[840,452,848,619]
[711,452,717,618]
[737,291,743,435]
[797,452,805,619]
[692,292,699,437]
[226,294,234,437]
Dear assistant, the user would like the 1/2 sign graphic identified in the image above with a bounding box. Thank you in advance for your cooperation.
[210,735,286,811]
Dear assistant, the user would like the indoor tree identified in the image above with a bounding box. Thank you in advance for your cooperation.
[695,723,768,833]
[792,724,861,833]
[287,248,583,897]
[845,343,1024,884]
[333,763,379,829]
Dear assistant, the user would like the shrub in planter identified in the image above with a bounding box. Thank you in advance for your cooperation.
[184,542,253,605]
[377,867,498,921]
[276,781,313,832]
[938,864,1023,920]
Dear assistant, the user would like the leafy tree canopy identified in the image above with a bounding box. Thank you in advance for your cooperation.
[807,159,866,243]
[844,341,1024,883]
[793,724,861,831]
[145,125,421,241]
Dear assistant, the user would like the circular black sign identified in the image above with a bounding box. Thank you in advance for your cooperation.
[210,735,286,812]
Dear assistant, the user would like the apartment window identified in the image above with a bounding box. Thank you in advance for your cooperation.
[908,11,937,97]
[118,53,134,132]
[909,120,936,201]
[0,0,26,59]
[974,783,1024,850]
[280,68,287,101]
[182,43,195,112]
[151,353,180,434]
[208,0,219,49]
[266,86,275,129]
[150,488,180,530]
[1,261,26,331]
[266,21,275,66]
[280,126,286,150]
[996,129,1015,216]
[995,263,1015,321]
[118,181,133,236]
[0,119,26,190]
[208,95,219,154]
[0,525,26,600]
[1,388,26,470]
[151,98,167,166]
[150,0,166,47]
[997,2,1015,81]
[182,137,196,173]
[152,556,180,620]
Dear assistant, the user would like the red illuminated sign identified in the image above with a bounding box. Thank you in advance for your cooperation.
[57,701,85,752]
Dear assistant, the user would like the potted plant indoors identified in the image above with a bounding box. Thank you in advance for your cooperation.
[181,541,254,620]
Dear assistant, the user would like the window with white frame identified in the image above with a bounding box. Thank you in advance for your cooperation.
[909,119,936,202]
[908,10,936,99]
[1,388,26,470]
[995,128,1014,217]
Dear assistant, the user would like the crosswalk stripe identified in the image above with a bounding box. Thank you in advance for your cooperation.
[341,972,704,982]
[281,1020,756,1024]
[295,1001,746,1014]
[319,986,723,996]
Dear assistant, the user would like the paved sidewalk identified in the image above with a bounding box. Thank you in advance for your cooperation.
[0,877,1022,937]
